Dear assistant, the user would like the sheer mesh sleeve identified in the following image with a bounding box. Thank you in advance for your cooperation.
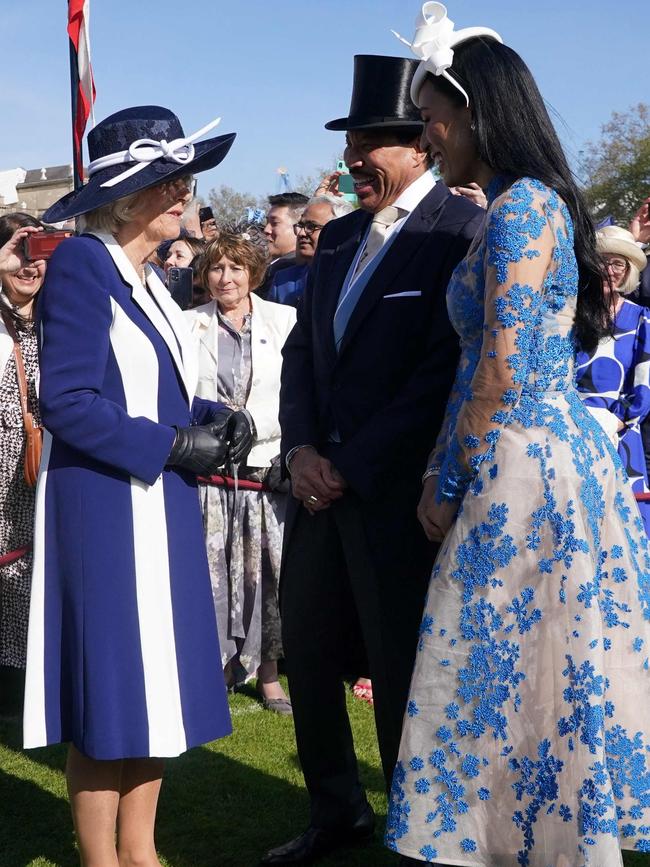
[437,181,559,502]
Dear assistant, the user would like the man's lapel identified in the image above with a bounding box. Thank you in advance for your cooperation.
[320,212,370,365]
[336,183,451,357]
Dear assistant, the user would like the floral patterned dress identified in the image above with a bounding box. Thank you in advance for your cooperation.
[0,317,39,669]
[576,298,650,535]
[386,178,650,866]
[199,312,286,680]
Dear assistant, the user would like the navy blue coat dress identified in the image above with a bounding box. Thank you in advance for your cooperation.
[23,232,231,760]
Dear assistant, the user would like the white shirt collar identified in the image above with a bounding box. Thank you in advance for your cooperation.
[391,169,436,214]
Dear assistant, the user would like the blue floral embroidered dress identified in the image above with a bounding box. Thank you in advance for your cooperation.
[386,177,650,867]
[576,298,650,536]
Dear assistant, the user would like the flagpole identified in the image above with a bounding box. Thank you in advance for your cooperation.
[69,29,83,192]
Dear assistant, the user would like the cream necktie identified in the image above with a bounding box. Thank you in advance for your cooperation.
[333,205,402,350]
[351,205,401,280]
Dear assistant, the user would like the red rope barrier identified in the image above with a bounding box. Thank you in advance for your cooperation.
[0,545,31,567]
[198,474,268,491]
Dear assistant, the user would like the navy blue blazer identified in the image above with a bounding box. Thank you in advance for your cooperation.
[266,263,309,307]
[279,181,484,502]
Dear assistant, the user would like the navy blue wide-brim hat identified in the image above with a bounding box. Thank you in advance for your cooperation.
[325,55,423,132]
[43,105,236,223]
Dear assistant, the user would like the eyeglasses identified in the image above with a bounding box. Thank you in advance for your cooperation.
[293,221,325,237]
[603,258,628,274]
[165,175,195,197]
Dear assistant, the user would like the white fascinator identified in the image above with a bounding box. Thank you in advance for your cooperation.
[393,2,502,107]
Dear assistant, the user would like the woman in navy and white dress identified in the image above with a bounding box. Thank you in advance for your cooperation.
[576,226,650,534]
[23,106,252,866]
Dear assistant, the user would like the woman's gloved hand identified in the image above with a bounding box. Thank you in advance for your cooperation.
[205,405,234,440]
[167,425,229,475]
[225,411,255,465]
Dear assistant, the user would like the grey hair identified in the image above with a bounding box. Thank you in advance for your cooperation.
[307,194,354,220]
[78,189,149,234]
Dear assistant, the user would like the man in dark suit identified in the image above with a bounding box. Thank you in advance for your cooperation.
[258,192,309,299]
[261,55,483,866]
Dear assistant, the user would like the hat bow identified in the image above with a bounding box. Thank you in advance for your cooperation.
[87,117,222,189]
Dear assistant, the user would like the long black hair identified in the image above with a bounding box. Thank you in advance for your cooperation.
[0,212,46,326]
[425,38,609,350]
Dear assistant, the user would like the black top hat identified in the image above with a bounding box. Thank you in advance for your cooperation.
[325,55,423,132]
[43,105,236,223]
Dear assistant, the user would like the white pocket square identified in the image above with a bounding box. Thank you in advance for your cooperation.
[383,291,422,299]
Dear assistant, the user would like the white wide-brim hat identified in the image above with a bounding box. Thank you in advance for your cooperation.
[596,225,647,272]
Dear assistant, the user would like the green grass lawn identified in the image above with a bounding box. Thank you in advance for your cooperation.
[0,681,649,867]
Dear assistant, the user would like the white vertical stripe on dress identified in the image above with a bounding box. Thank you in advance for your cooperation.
[109,299,187,756]
[23,431,52,748]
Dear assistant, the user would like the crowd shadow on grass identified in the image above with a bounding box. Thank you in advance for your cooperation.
[0,714,396,867]
[157,747,395,867]
[0,767,77,867]
[0,715,67,772]
[158,752,390,867]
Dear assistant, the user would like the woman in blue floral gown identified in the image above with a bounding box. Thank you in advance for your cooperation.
[388,5,650,866]
[576,226,650,535]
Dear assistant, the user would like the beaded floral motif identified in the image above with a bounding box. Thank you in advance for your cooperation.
[388,178,650,866]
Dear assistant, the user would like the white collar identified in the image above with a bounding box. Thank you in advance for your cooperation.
[391,169,436,214]
[88,231,197,404]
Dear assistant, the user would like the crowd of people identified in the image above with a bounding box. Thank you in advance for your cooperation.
[2,2,650,865]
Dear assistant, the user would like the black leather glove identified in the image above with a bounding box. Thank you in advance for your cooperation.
[205,405,234,440]
[224,410,255,465]
[167,425,228,475]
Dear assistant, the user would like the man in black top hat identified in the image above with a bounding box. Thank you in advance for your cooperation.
[261,55,484,866]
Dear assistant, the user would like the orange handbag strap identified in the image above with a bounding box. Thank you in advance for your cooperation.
[1,309,35,434]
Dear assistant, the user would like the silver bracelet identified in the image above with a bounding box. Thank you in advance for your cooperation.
[422,465,441,484]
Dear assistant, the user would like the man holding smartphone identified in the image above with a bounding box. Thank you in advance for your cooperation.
[262,54,484,866]
[199,206,218,241]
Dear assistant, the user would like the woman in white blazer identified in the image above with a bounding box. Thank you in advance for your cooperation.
[0,214,45,714]
[186,231,297,713]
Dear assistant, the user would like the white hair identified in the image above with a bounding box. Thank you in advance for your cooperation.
[78,189,148,234]
[307,194,354,220]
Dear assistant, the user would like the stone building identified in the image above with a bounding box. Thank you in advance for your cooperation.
[0,165,75,223]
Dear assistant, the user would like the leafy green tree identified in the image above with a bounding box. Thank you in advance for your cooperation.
[206,185,267,226]
[582,103,650,225]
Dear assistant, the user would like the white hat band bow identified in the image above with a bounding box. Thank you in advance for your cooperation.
[87,117,222,189]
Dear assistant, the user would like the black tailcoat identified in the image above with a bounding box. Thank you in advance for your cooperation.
[278,180,483,828]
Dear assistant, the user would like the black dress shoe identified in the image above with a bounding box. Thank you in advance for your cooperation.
[260,804,375,865]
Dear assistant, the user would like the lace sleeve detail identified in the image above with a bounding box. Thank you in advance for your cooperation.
[424,345,477,478]
[437,180,559,501]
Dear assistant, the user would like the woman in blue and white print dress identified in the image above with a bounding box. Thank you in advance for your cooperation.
[388,6,650,866]
[576,226,650,535]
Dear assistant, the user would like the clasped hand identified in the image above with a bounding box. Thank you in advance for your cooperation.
[289,447,347,514]
[207,407,254,465]
[417,476,460,543]
[168,409,254,476]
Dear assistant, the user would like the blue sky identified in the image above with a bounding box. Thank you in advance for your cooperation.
[1,1,647,200]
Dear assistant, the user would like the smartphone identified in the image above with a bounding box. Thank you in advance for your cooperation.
[23,230,73,261]
[167,266,194,310]
[199,206,214,223]
[336,160,356,195]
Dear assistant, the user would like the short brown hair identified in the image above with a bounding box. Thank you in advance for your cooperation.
[198,232,268,292]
